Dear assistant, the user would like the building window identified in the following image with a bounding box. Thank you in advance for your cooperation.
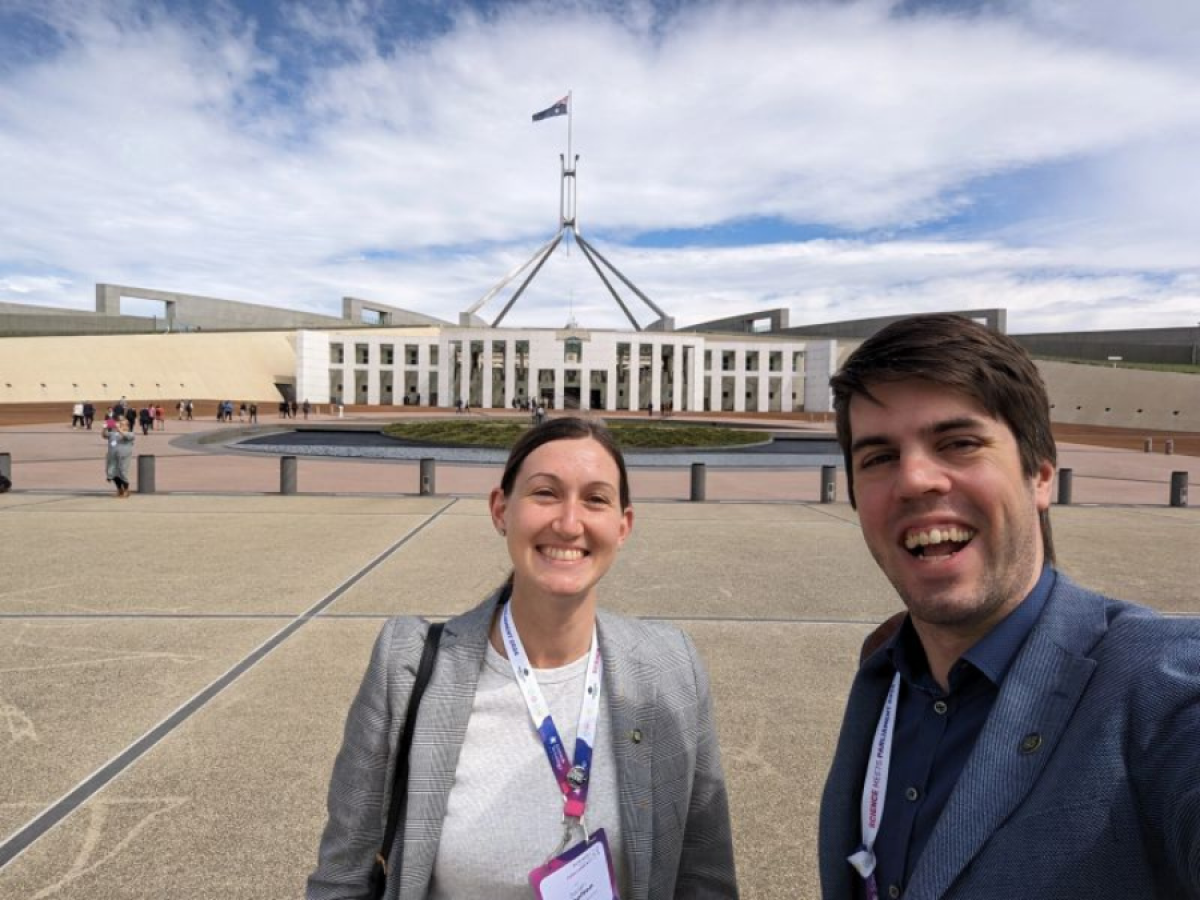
[381,344,394,365]
[722,351,735,371]
[406,344,419,366]
[769,351,782,372]
[429,345,439,366]
[564,338,583,364]
[332,343,345,364]
[355,343,370,365]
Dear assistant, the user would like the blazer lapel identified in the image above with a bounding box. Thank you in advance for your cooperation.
[598,609,656,900]
[400,594,498,900]
[904,580,1105,900]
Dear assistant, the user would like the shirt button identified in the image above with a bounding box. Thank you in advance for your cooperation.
[905,786,920,802]
[888,885,901,898]
[933,700,948,715]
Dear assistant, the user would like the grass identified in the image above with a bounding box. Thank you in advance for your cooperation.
[381,419,770,449]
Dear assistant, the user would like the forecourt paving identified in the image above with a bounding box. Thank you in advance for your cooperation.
[0,491,1196,900]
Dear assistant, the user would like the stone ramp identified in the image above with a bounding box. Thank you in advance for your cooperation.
[0,494,1196,899]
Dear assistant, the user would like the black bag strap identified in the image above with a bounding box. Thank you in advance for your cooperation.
[370,621,444,899]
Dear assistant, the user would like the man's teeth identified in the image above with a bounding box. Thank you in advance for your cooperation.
[904,526,975,551]
[542,546,585,561]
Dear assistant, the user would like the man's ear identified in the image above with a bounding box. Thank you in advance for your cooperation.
[1033,459,1055,511]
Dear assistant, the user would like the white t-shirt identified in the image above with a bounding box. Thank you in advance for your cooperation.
[428,641,626,899]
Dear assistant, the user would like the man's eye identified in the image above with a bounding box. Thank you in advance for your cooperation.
[858,452,894,470]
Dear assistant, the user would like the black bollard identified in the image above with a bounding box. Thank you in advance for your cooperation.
[420,458,436,496]
[280,456,297,495]
[137,454,156,494]
[1170,471,1188,508]
[690,463,706,502]
[820,465,837,504]
[1056,468,1073,505]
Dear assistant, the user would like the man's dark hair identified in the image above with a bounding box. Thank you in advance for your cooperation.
[830,313,1056,563]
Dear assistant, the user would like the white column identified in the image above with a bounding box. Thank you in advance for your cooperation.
[733,348,746,412]
[757,353,770,412]
[649,342,662,412]
[417,343,430,407]
[671,342,683,411]
[628,350,640,412]
[504,340,516,408]
[438,341,452,408]
[482,341,494,409]
[690,346,704,412]
[366,340,381,405]
[606,364,618,412]
[554,365,565,410]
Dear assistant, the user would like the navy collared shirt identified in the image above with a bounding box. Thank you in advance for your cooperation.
[862,565,1056,900]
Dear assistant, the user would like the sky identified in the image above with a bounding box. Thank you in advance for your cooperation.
[1,0,1198,334]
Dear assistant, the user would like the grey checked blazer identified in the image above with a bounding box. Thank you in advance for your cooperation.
[819,572,1200,899]
[308,590,738,899]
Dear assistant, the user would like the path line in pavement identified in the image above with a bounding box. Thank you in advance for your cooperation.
[0,498,458,871]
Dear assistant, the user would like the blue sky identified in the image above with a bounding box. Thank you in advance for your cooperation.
[1,0,1198,332]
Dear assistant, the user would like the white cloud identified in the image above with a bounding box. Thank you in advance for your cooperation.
[1,0,1198,332]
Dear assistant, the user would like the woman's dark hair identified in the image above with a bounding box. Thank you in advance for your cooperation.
[500,417,631,510]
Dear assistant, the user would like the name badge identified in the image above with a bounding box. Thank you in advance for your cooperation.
[529,828,619,900]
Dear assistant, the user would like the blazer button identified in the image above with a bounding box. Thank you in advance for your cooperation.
[888,884,901,898]
[905,786,920,802]
[1020,733,1043,754]
[630,729,643,744]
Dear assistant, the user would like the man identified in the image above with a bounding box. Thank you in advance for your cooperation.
[819,314,1199,900]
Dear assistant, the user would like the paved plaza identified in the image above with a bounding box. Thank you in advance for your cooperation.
[0,414,1197,899]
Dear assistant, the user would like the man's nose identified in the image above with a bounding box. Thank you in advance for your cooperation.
[896,451,951,498]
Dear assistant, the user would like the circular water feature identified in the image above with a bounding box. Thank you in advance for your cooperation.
[235,429,842,469]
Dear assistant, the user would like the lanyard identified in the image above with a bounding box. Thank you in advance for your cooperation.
[500,602,603,821]
[847,671,901,900]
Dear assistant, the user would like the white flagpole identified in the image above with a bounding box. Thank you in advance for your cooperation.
[567,89,573,164]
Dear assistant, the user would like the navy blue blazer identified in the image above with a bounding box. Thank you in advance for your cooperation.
[819,572,1200,899]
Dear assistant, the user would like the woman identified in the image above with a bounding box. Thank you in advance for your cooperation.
[103,417,135,497]
[309,417,738,899]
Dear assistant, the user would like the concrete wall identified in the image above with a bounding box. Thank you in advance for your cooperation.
[1038,361,1199,432]
[96,284,345,331]
[0,332,298,405]
[1016,327,1200,365]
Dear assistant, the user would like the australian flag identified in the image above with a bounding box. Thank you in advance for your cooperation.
[532,96,568,122]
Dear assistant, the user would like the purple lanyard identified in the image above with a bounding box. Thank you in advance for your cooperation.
[500,603,603,819]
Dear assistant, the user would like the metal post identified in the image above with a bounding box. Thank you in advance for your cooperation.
[137,455,156,494]
[0,452,10,482]
[1056,468,1073,505]
[420,458,436,496]
[820,465,837,504]
[1143,438,1153,453]
[1170,471,1188,508]
[690,463,706,502]
[280,456,297,495]
[1164,439,1174,455]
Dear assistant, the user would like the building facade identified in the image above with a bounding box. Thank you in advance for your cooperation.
[296,326,836,413]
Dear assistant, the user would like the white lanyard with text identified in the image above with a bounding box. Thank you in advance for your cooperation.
[500,602,603,833]
[848,671,901,900]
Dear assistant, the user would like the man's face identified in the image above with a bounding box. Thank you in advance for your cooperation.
[848,379,1054,641]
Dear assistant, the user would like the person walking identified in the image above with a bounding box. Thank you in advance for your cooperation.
[103,418,136,498]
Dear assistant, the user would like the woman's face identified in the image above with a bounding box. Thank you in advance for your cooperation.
[490,436,633,606]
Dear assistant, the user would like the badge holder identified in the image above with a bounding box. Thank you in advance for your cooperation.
[529,819,620,900]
